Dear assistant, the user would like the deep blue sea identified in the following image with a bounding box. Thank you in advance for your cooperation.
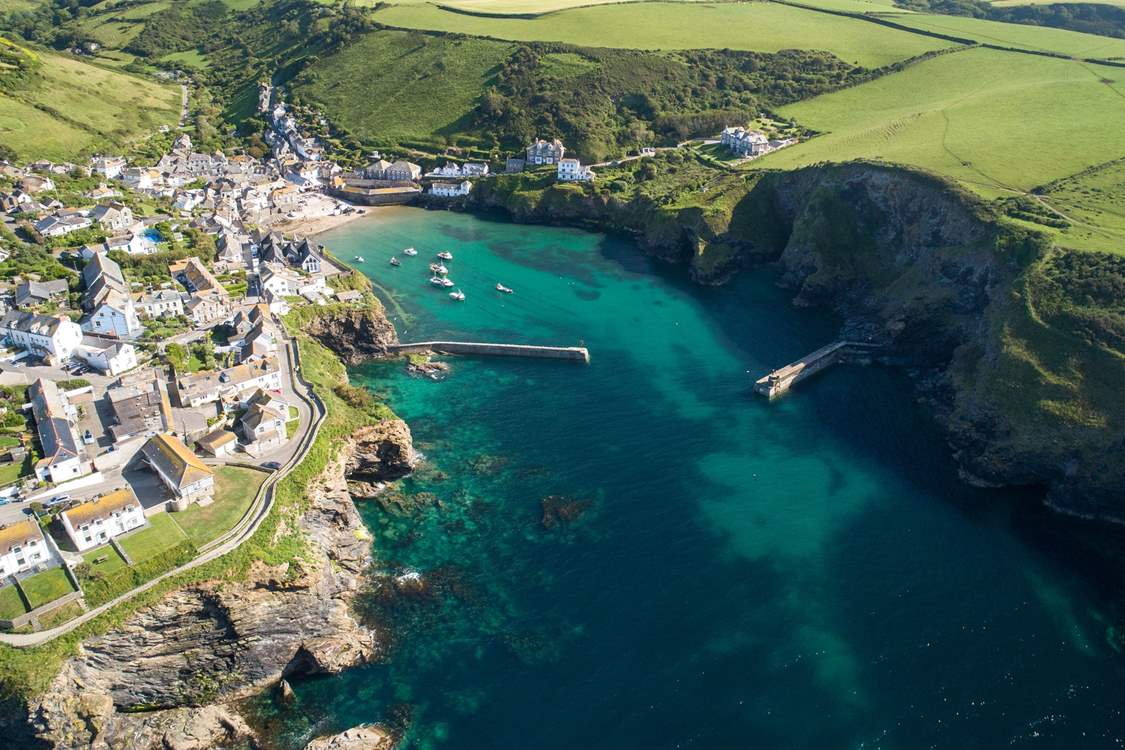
[249,208,1125,749]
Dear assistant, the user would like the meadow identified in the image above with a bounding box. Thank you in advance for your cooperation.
[371,1,955,68]
[0,48,180,161]
[761,48,1125,204]
[881,10,1125,58]
[1034,160,1125,256]
[292,29,512,148]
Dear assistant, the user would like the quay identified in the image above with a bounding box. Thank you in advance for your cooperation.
[754,341,880,398]
[388,341,591,363]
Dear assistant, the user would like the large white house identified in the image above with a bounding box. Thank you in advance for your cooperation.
[557,158,595,183]
[527,138,566,165]
[29,378,91,485]
[60,488,146,552]
[0,520,49,578]
[720,126,770,157]
[429,180,473,198]
[137,289,185,319]
[76,337,138,376]
[259,264,326,299]
[0,311,84,362]
[90,202,135,234]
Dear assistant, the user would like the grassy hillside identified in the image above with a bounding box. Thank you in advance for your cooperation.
[292,30,513,150]
[883,10,1125,56]
[761,48,1125,207]
[0,41,180,161]
[371,1,956,67]
[291,28,866,159]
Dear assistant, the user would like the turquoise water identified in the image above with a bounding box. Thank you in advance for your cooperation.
[253,208,1125,748]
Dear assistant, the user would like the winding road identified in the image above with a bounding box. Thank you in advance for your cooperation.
[0,337,326,648]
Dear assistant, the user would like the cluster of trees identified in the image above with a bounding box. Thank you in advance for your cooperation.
[898,0,1125,39]
[473,44,861,161]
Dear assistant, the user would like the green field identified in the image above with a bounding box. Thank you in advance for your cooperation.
[294,29,512,147]
[18,568,75,610]
[990,0,1125,7]
[118,512,188,563]
[763,48,1125,204]
[882,11,1125,59]
[1034,160,1125,255]
[160,48,209,69]
[0,48,181,161]
[171,466,265,547]
[371,1,955,68]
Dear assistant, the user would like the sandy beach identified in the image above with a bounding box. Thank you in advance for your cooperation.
[271,204,373,238]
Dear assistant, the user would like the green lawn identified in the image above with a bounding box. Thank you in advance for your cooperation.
[293,30,513,148]
[0,461,24,487]
[169,466,266,547]
[118,512,188,563]
[19,568,75,610]
[0,436,21,449]
[0,584,27,621]
[763,48,1125,203]
[81,544,129,577]
[160,49,210,69]
[882,11,1125,59]
[1030,159,1125,256]
[371,1,955,68]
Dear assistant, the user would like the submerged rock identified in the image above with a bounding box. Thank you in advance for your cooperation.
[541,495,593,529]
[305,723,396,750]
[405,354,450,380]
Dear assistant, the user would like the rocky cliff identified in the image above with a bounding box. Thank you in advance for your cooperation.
[305,305,399,365]
[470,162,1125,520]
[28,430,405,749]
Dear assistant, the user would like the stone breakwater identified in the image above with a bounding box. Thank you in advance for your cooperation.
[28,420,417,750]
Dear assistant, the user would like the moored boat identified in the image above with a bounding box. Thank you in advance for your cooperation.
[403,247,418,256]
[353,256,365,262]
[441,277,455,288]
[449,289,465,301]
[496,283,513,294]
[429,276,446,287]
[437,251,453,261]
[389,257,400,266]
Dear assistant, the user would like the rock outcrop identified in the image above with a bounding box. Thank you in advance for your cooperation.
[346,419,418,484]
[306,723,396,750]
[305,304,399,365]
[30,434,394,749]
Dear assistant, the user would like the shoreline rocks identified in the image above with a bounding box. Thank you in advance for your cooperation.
[305,306,399,365]
[306,723,396,750]
[28,431,404,749]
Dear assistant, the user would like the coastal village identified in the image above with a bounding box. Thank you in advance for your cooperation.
[0,75,788,633]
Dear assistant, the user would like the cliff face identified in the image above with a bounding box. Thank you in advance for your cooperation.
[470,163,1125,520]
[305,305,399,365]
[29,435,395,749]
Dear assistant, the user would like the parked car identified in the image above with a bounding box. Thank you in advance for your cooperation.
[262,461,281,470]
[46,494,70,507]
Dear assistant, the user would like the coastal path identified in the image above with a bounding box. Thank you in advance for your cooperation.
[0,336,327,647]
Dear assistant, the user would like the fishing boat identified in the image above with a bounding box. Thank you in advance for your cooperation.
[353,256,365,263]
[496,283,514,294]
[429,276,446,287]
[403,247,418,256]
[449,289,465,301]
[389,257,400,267]
[441,277,455,288]
[437,251,453,261]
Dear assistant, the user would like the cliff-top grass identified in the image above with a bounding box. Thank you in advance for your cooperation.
[370,1,955,68]
[760,48,1125,224]
[882,11,1125,58]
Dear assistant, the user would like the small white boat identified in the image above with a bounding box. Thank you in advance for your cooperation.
[437,251,453,261]
[403,247,418,256]
[389,257,400,266]
[449,289,465,301]
[441,278,455,288]
[353,256,365,263]
[434,264,449,275]
[496,283,514,294]
[429,276,446,287]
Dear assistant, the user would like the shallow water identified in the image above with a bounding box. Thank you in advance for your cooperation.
[250,208,1125,749]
